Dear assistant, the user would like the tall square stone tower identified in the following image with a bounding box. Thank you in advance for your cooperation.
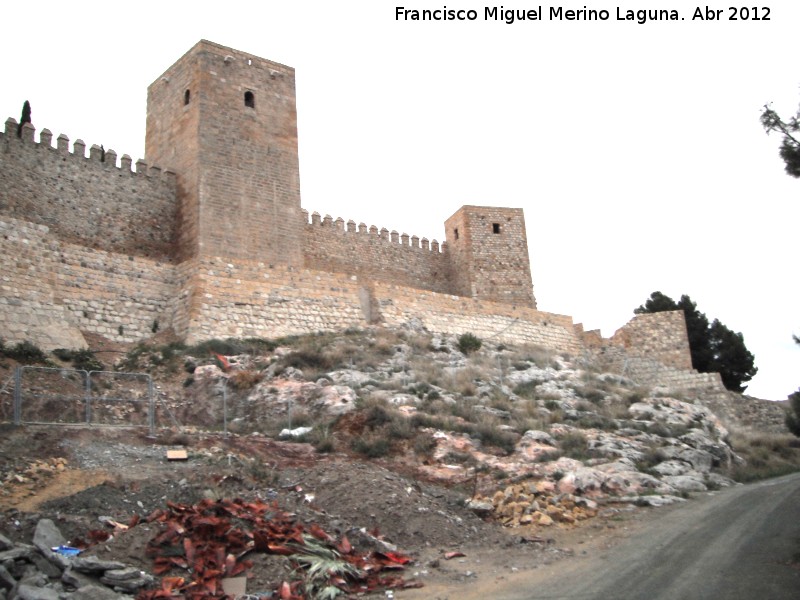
[445,206,536,308]
[145,40,302,264]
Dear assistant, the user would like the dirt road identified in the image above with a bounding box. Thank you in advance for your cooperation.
[403,472,800,600]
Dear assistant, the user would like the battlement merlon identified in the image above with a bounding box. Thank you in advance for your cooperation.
[301,209,445,253]
[2,117,175,182]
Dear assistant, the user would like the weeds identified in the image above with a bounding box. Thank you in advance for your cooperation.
[351,435,391,458]
[53,348,104,371]
[513,380,542,399]
[228,369,263,390]
[1,340,49,364]
[559,431,590,460]
[726,431,800,482]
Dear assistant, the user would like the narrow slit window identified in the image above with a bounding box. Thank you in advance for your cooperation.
[492,223,501,234]
[454,228,459,240]
[184,89,191,105]
[244,91,255,108]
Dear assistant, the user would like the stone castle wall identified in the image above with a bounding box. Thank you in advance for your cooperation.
[0,216,179,349]
[609,311,694,371]
[0,39,706,400]
[0,209,716,402]
[181,256,581,350]
[301,210,455,295]
[0,121,177,261]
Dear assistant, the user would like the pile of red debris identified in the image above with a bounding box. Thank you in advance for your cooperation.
[137,497,422,599]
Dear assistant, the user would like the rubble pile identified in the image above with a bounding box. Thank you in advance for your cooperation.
[0,518,152,600]
[468,481,598,528]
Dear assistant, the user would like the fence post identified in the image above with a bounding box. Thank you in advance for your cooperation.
[148,375,155,437]
[13,367,22,425]
[223,379,228,437]
[85,370,93,424]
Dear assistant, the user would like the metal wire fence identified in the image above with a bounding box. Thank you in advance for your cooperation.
[8,366,156,435]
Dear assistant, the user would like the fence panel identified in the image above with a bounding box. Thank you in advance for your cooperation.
[10,367,155,434]
[12,366,88,425]
[87,371,154,432]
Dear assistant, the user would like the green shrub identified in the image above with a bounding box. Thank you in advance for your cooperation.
[54,348,104,371]
[457,333,482,355]
[351,435,391,458]
[544,399,560,411]
[364,405,391,429]
[577,386,606,404]
[387,415,415,439]
[472,421,517,455]
[443,450,473,464]
[559,431,590,459]
[2,340,48,364]
[280,349,333,372]
[513,380,542,399]
[413,432,437,456]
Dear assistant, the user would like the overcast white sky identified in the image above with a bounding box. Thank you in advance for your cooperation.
[2,1,798,399]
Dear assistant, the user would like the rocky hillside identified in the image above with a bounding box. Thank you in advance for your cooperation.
[0,325,798,599]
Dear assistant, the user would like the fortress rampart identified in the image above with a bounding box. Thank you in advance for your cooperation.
[0,40,727,397]
[301,209,455,295]
[0,120,177,260]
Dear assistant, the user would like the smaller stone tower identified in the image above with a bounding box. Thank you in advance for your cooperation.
[145,40,302,264]
[445,206,536,308]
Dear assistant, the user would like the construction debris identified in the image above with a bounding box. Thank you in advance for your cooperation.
[469,482,599,528]
[138,497,420,599]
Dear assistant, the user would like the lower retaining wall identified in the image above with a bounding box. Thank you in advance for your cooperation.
[1,218,700,399]
[0,216,179,347]
[372,281,582,353]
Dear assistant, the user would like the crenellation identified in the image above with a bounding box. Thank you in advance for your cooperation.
[90,144,103,161]
[57,133,69,152]
[135,159,147,173]
[105,148,117,166]
[39,128,52,147]
[73,139,86,157]
[120,154,132,171]
[4,117,16,136]
[20,121,35,143]
[390,230,399,243]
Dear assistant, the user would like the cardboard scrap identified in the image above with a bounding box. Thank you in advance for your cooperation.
[221,576,247,596]
[166,449,188,461]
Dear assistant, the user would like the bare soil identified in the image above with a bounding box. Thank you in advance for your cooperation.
[0,425,646,597]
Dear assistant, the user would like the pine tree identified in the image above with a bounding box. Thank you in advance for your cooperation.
[16,100,31,138]
[760,102,800,178]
